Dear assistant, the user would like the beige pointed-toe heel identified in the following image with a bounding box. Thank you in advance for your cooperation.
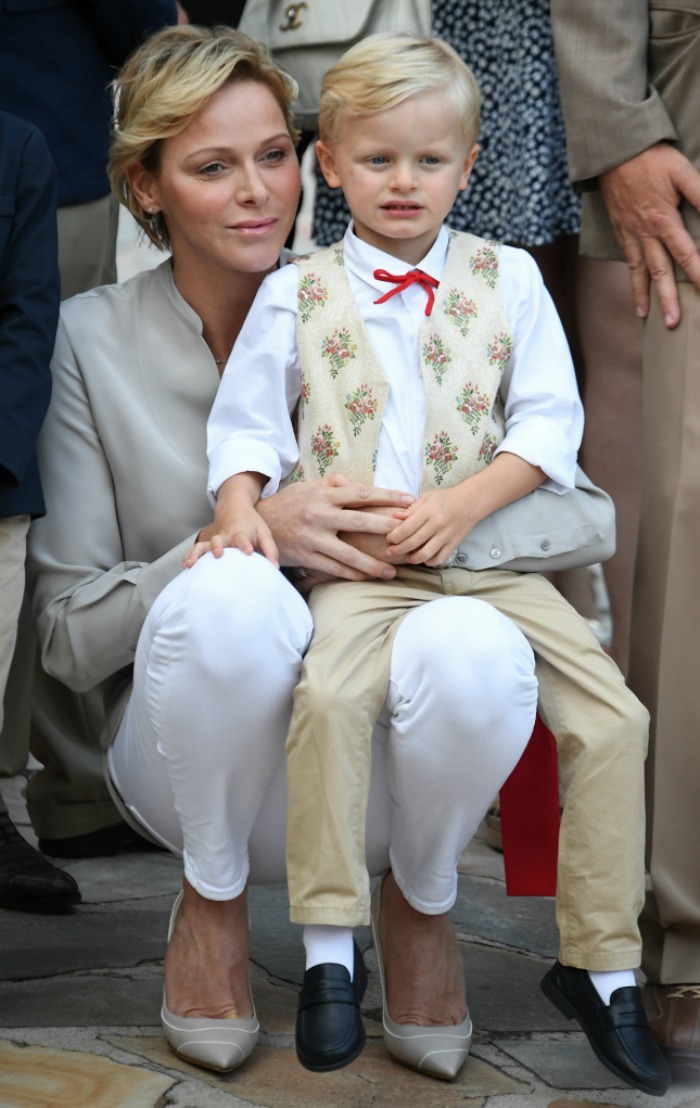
[370,877,472,1080]
[161,891,259,1073]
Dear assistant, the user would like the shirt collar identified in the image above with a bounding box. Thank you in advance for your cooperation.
[342,222,450,295]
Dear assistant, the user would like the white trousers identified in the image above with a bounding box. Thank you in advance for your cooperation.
[108,550,538,913]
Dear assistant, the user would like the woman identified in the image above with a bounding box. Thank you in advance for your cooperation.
[27,25,538,1079]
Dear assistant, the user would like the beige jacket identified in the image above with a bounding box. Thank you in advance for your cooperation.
[551,0,700,262]
[28,260,217,741]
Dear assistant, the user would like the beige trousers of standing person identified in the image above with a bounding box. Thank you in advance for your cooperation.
[56,193,119,301]
[286,564,649,970]
[0,516,30,735]
[632,286,700,985]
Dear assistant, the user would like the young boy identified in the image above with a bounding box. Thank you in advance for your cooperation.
[201,34,668,1094]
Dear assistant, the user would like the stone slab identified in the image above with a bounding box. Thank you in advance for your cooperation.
[0,973,163,1027]
[453,875,559,960]
[110,1035,523,1106]
[0,1039,175,1107]
[0,906,171,980]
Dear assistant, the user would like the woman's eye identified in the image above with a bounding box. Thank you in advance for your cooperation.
[262,148,288,164]
[199,162,225,177]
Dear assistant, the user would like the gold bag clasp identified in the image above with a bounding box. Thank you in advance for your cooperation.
[279,2,308,32]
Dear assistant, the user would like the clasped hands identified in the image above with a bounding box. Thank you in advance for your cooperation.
[184,474,477,583]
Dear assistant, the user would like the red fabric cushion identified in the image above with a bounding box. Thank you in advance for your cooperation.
[500,716,560,896]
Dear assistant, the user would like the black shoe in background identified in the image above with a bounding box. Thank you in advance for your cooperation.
[39,820,166,859]
[0,807,81,912]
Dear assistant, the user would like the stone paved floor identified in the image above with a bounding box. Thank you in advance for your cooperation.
[1,773,699,1108]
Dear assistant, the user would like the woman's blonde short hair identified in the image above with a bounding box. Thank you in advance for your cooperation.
[109,24,299,249]
[319,33,480,150]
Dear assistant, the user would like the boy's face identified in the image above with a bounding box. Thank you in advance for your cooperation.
[316,89,478,266]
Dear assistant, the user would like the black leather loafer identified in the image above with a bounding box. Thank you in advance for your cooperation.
[295,941,368,1072]
[0,809,80,912]
[541,960,671,1096]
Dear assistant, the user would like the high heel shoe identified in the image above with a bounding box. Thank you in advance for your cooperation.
[160,890,260,1073]
[370,876,472,1080]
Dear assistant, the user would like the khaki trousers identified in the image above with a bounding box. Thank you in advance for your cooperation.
[0,516,30,736]
[57,193,119,301]
[286,565,648,969]
[632,286,700,984]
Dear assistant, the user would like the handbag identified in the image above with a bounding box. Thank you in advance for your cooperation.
[238,0,433,131]
[454,465,616,573]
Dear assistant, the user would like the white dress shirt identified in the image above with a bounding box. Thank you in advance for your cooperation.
[208,224,583,503]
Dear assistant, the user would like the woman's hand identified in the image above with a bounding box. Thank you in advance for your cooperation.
[256,475,414,581]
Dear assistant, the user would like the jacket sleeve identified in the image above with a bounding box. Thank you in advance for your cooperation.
[550,0,677,186]
[86,0,178,66]
[0,123,58,493]
[27,317,196,693]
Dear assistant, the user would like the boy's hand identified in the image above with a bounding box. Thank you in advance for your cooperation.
[387,455,546,567]
[386,486,474,566]
[184,473,279,567]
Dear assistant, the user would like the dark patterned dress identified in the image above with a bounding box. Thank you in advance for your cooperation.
[311,0,581,248]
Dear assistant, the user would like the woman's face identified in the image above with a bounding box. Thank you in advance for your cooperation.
[136,80,301,279]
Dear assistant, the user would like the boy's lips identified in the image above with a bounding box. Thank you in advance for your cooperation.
[381,202,421,211]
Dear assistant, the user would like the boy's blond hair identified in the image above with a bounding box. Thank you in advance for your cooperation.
[109,25,299,250]
[319,33,480,149]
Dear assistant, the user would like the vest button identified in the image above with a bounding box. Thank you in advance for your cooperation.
[540,539,552,551]
[489,546,501,559]
[456,552,467,565]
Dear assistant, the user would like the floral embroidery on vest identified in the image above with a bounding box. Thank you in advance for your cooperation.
[321,327,357,377]
[456,382,490,434]
[488,332,513,366]
[469,242,499,288]
[425,431,459,485]
[479,433,498,464]
[443,289,478,336]
[345,385,379,436]
[299,370,311,407]
[310,424,340,475]
[423,333,452,384]
[298,273,327,322]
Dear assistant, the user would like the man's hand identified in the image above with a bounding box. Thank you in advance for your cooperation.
[600,143,700,327]
[257,475,414,580]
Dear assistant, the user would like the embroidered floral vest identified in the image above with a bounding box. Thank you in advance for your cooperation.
[287,231,512,492]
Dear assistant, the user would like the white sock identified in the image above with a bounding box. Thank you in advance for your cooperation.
[587,968,637,1005]
[303,925,355,979]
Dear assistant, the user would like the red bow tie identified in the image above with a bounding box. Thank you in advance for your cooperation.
[373,267,439,316]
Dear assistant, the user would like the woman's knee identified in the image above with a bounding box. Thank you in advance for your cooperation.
[151,550,312,666]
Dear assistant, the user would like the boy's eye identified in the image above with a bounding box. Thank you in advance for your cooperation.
[422,155,441,165]
[368,155,388,166]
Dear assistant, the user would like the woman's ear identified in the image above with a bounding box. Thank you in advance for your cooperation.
[315,140,342,189]
[125,163,160,214]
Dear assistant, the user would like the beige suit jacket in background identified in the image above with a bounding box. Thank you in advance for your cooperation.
[551,0,700,263]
